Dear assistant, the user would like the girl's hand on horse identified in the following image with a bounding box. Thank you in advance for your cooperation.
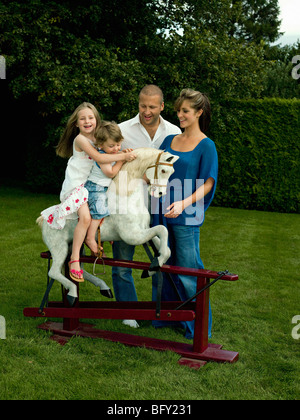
[123,150,137,162]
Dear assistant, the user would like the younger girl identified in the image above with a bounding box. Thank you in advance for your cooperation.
[41,103,136,282]
[84,121,125,254]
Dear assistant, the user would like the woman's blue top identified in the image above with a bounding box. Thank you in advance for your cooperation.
[152,134,218,227]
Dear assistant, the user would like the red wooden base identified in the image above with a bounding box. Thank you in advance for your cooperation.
[178,358,208,369]
[23,301,196,322]
[23,253,239,369]
[38,320,239,366]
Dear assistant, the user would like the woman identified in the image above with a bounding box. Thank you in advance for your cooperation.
[152,88,218,339]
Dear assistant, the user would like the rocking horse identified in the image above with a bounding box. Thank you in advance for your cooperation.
[36,148,179,305]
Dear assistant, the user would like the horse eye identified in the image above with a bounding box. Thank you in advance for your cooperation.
[161,169,166,174]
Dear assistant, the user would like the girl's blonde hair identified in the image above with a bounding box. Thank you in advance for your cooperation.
[174,89,211,132]
[95,121,124,147]
[56,102,101,158]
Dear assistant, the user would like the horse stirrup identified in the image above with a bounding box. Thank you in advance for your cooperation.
[93,256,106,276]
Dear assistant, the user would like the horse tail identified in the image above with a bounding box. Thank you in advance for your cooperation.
[36,215,44,228]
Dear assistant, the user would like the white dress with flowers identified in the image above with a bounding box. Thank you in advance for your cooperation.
[41,139,95,229]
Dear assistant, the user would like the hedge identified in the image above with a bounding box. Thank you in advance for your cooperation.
[210,98,300,213]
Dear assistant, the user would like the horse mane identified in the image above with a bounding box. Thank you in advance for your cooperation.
[110,148,162,196]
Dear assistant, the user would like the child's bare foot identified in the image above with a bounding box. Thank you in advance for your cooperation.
[85,237,100,255]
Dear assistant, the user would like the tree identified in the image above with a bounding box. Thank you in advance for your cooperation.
[0,0,149,120]
[158,0,282,43]
[0,0,284,190]
[0,0,281,116]
[230,0,282,43]
[262,42,300,98]
[0,0,151,189]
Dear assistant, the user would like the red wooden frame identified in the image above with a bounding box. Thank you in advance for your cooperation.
[23,252,239,369]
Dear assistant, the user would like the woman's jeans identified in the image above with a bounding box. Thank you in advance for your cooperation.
[152,224,212,339]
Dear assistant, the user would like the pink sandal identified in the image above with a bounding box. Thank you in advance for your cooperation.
[68,260,84,283]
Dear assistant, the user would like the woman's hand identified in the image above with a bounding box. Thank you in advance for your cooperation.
[164,178,215,219]
[164,201,185,218]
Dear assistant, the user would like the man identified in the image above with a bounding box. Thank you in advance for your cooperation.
[113,85,181,327]
[119,85,181,149]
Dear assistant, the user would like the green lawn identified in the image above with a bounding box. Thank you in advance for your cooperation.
[0,185,299,400]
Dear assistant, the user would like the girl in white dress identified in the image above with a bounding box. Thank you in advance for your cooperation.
[41,103,136,282]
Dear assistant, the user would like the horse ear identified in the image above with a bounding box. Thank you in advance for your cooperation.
[166,156,174,162]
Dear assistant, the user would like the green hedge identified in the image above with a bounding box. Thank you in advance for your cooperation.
[210,99,300,213]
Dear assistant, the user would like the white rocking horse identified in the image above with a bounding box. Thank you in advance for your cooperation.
[37,148,179,306]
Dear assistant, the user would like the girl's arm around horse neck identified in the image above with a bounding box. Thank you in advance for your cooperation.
[75,134,133,164]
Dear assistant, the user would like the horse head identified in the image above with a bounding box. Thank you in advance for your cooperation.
[145,151,179,198]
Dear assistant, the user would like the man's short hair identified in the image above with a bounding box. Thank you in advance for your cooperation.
[139,85,164,104]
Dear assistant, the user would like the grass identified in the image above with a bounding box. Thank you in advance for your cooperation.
[0,185,299,400]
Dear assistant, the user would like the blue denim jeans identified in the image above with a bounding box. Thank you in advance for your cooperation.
[85,181,109,219]
[112,241,138,302]
[152,224,212,339]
